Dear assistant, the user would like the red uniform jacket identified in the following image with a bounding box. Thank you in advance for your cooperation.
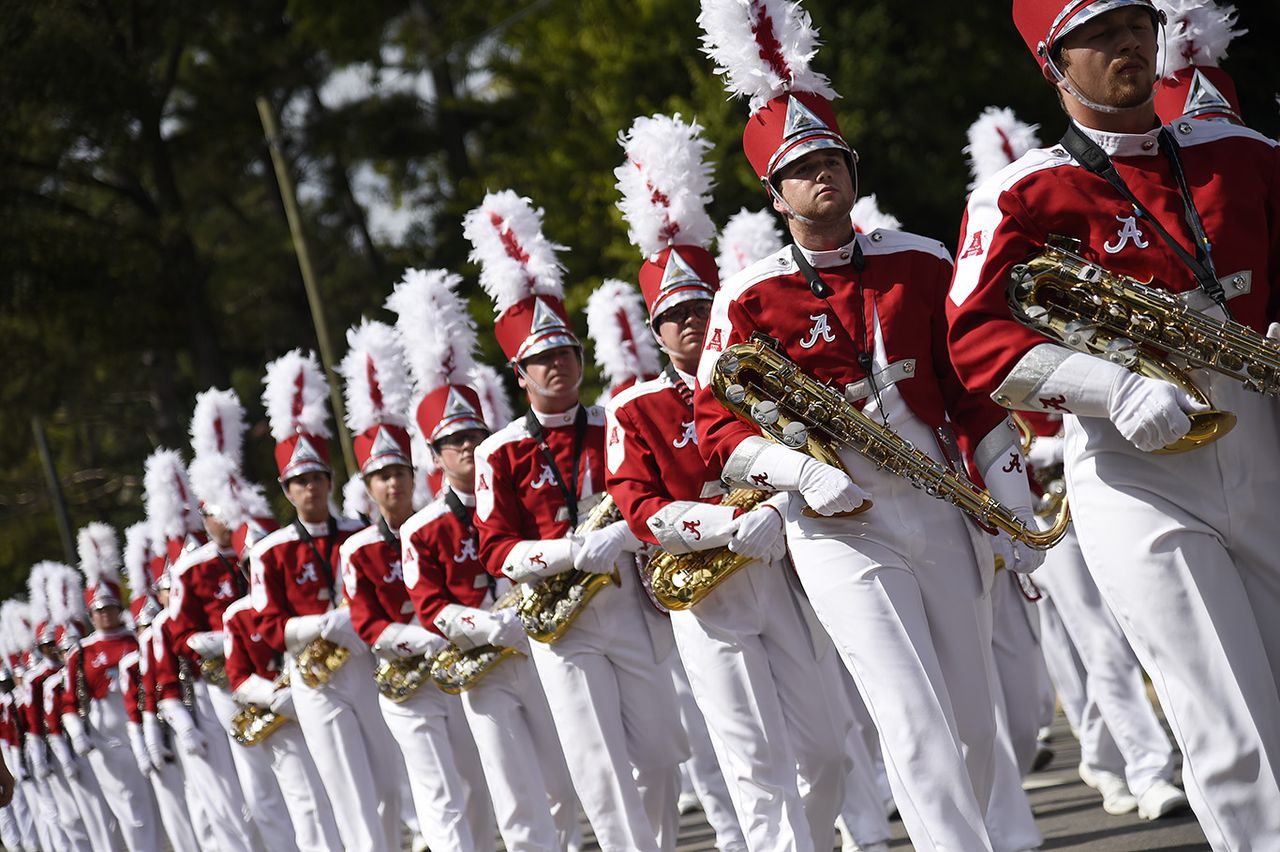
[42,675,67,735]
[249,516,363,653]
[341,522,415,648]
[148,612,185,704]
[22,660,57,735]
[402,488,494,637]
[606,371,728,544]
[118,651,145,725]
[222,596,283,692]
[694,232,1006,470]
[474,406,609,577]
[60,629,136,720]
[947,120,1280,401]
[169,541,246,657]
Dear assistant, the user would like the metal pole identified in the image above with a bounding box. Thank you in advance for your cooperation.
[32,416,77,563]
[255,95,357,479]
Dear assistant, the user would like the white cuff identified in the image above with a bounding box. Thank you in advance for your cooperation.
[186,631,226,659]
[232,673,278,709]
[502,539,576,582]
[158,698,196,737]
[61,713,87,742]
[647,502,739,555]
[432,604,490,651]
[981,444,1035,517]
[722,439,807,491]
[284,614,324,655]
[1015,351,1126,417]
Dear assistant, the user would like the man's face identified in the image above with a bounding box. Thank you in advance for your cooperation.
[517,346,582,405]
[772,149,856,224]
[654,299,712,364]
[285,470,332,520]
[1054,7,1158,109]
[364,464,414,518]
[91,606,122,632]
[434,428,487,485]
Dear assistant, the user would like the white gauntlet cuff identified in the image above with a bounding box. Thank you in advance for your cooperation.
[502,539,575,582]
[647,502,739,555]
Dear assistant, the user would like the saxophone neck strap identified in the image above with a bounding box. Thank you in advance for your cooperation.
[524,405,589,529]
[1059,123,1228,315]
[293,516,340,602]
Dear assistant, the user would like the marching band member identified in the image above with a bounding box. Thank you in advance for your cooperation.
[336,316,497,852]
[250,349,406,852]
[609,111,855,852]
[693,2,1045,848]
[59,524,163,851]
[467,190,689,852]
[948,0,1279,843]
[0,603,40,852]
[144,448,256,851]
[392,268,582,852]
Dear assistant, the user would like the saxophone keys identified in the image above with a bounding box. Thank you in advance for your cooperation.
[780,421,808,448]
[751,400,780,426]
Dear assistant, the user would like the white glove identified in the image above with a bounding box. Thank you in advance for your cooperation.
[232,673,278,709]
[1268,322,1280,342]
[1025,434,1064,469]
[795,456,868,516]
[268,687,295,718]
[49,734,77,778]
[61,713,90,755]
[158,698,205,757]
[283,614,325,655]
[142,713,171,770]
[372,623,447,659]
[990,518,1045,574]
[186,631,226,660]
[734,441,868,516]
[727,501,785,561]
[573,520,640,574]
[486,608,528,649]
[127,722,152,776]
[25,735,49,781]
[319,607,362,650]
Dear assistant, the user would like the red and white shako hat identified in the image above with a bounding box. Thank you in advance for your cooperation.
[586,280,662,400]
[1153,0,1244,124]
[262,350,333,483]
[28,562,59,646]
[123,522,158,624]
[615,113,721,321]
[50,564,87,647]
[188,387,278,559]
[716,208,783,280]
[338,319,414,478]
[76,522,123,610]
[964,106,1043,190]
[698,0,850,186]
[463,191,578,366]
[386,268,488,446]
[143,448,205,567]
[1013,0,1162,70]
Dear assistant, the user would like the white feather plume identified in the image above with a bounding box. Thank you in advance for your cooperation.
[386,268,479,396]
[143,448,201,544]
[586,279,662,387]
[717,208,785,278]
[964,106,1042,190]
[123,522,151,601]
[463,191,566,312]
[409,422,438,510]
[77,522,121,588]
[341,476,375,523]
[697,0,838,113]
[51,565,85,627]
[339,319,412,434]
[261,349,333,442]
[469,363,514,432]
[189,454,272,529]
[190,388,248,462]
[850,194,902,234]
[0,601,32,657]
[28,562,56,629]
[615,114,718,258]
[1155,0,1244,75]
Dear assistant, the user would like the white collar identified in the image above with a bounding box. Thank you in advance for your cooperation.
[673,366,696,388]
[447,486,476,508]
[1072,119,1162,158]
[530,404,581,428]
[297,518,333,538]
[794,234,862,270]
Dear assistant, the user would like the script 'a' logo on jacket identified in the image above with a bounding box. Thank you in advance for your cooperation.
[381,560,404,585]
[1104,214,1149,254]
[454,536,480,564]
[531,463,557,489]
[673,419,698,449]
[296,561,319,585]
[214,578,235,600]
[800,313,836,350]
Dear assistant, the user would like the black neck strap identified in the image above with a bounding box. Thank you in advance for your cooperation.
[293,516,340,600]
[443,488,473,530]
[524,405,590,528]
[376,516,398,549]
[214,550,248,598]
[1059,123,1228,314]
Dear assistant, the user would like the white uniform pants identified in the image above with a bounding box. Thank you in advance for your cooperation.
[990,570,1053,773]
[788,440,1002,852]
[460,653,582,851]
[527,560,688,852]
[24,775,65,852]
[290,645,403,852]
[46,763,91,851]
[1034,525,1175,794]
[1065,370,1280,850]
[206,684,301,851]
[669,652,748,852]
[378,674,495,852]
[985,639,1043,852]
[62,752,120,851]
[174,682,255,851]
[0,764,35,852]
[148,756,199,852]
[1036,591,1086,735]
[670,559,847,852]
[84,700,161,852]
[257,717,343,851]
[829,655,893,848]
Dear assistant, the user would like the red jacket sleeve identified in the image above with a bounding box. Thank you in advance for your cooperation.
[223,611,256,692]
[249,545,291,654]
[693,295,766,473]
[168,562,211,658]
[474,441,525,579]
[119,655,143,725]
[605,402,675,546]
[403,522,454,638]
[342,542,392,648]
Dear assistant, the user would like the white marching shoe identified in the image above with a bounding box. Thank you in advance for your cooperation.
[1136,779,1190,820]
[1092,770,1139,815]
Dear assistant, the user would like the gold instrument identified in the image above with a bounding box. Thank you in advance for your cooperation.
[1008,238,1280,452]
[425,586,526,695]
[230,673,291,747]
[294,601,351,689]
[646,488,770,611]
[1010,413,1066,520]
[199,656,231,690]
[516,496,622,643]
[710,335,1070,549]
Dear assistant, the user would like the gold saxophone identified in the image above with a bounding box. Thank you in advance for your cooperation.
[710,335,1070,549]
[646,488,770,611]
[199,656,231,691]
[425,586,526,695]
[1007,237,1280,452]
[294,601,351,689]
[516,495,622,643]
[229,673,291,747]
